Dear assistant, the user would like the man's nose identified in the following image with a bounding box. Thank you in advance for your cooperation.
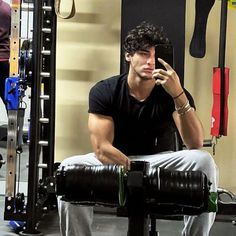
[147,56,155,65]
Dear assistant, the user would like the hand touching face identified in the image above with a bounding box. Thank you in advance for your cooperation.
[152,58,183,98]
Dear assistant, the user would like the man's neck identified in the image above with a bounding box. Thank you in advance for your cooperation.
[127,73,155,102]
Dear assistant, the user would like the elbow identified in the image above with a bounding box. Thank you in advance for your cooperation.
[94,143,108,164]
[94,146,104,162]
[187,138,204,150]
[90,135,105,162]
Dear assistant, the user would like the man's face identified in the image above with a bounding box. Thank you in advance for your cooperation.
[125,46,155,80]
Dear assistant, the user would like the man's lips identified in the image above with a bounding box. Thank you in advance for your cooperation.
[143,68,154,73]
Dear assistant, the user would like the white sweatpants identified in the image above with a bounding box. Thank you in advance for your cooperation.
[58,150,218,236]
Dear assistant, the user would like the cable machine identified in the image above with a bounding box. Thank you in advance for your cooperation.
[4,0,57,234]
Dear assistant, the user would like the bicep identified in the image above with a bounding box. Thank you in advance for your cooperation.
[88,113,114,147]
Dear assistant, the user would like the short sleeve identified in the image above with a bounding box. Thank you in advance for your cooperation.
[88,81,114,116]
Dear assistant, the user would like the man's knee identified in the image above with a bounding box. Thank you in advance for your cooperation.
[189,150,217,175]
[60,153,100,167]
[185,150,218,191]
[60,155,81,167]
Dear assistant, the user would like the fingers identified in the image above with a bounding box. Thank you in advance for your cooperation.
[152,58,177,85]
[152,71,168,85]
[157,58,173,71]
[155,79,167,85]
[153,58,182,97]
[152,68,171,81]
[153,57,175,77]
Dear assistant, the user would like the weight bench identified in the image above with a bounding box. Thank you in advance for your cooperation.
[56,161,217,236]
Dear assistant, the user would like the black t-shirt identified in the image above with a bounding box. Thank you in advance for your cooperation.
[89,74,195,156]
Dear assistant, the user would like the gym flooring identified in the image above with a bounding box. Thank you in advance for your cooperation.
[0,204,235,235]
[0,142,236,235]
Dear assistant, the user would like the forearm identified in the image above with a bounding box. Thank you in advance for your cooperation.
[173,93,204,149]
[88,114,130,168]
[173,110,204,149]
[92,140,130,168]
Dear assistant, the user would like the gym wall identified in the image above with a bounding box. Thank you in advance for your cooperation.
[55,0,121,160]
[185,1,236,192]
[56,0,236,192]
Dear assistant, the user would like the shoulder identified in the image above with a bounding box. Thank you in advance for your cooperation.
[94,73,126,87]
[90,73,127,94]
[88,74,127,115]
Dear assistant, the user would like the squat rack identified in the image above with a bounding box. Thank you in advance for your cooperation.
[4,0,57,234]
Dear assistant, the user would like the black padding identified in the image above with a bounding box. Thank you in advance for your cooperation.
[189,0,215,58]
[120,0,186,84]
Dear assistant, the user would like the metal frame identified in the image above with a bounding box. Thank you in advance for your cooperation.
[4,0,57,234]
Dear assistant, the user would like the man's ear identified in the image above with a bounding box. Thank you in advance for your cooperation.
[125,52,131,62]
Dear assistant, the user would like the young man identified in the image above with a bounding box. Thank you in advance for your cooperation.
[0,0,11,106]
[58,22,218,236]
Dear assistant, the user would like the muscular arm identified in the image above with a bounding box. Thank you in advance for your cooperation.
[152,58,204,149]
[172,93,204,149]
[88,113,129,167]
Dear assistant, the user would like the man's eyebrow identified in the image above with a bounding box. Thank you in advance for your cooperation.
[138,49,149,52]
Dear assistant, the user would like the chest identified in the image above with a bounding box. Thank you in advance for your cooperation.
[114,96,174,135]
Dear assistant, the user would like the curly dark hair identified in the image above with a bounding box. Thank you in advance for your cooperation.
[123,22,170,55]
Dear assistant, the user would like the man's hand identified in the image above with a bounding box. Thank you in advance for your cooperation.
[152,58,183,98]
